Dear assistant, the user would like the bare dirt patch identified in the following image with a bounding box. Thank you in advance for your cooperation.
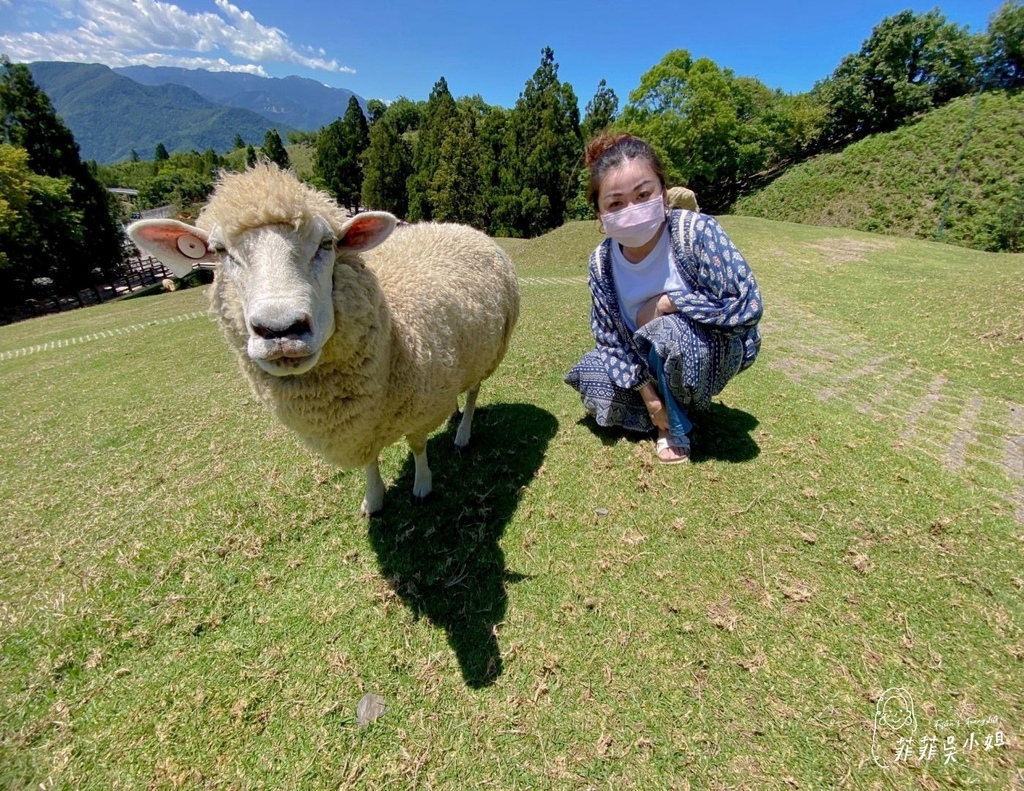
[806,237,896,265]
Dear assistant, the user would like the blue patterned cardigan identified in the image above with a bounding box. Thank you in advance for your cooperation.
[581,209,763,412]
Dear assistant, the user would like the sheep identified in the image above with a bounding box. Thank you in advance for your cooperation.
[128,162,520,516]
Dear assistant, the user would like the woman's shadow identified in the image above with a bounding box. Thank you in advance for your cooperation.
[366,402,558,688]
[581,400,760,463]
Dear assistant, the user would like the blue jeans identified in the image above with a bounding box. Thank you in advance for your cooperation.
[648,345,692,440]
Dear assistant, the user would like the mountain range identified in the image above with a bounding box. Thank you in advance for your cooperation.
[26,62,367,165]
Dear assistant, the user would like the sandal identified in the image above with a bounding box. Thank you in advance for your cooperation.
[655,435,690,465]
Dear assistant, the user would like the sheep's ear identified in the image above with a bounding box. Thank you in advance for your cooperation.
[337,212,396,253]
[127,219,218,277]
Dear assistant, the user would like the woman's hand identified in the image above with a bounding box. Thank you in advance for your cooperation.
[636,293,676,327]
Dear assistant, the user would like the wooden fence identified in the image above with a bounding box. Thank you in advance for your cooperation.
[1,254,173,325]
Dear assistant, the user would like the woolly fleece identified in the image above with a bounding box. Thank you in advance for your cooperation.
[202,164,520,472]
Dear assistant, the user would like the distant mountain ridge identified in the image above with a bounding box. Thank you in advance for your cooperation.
[26,62,367,165]
[113,65,366,132]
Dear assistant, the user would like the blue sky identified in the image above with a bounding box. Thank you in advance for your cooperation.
[0,0,1001,110]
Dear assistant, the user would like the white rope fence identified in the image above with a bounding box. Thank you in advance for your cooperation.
[0,277,587,362]
[0,311,208,361]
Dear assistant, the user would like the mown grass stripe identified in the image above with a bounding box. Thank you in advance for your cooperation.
[764,292,1022,518]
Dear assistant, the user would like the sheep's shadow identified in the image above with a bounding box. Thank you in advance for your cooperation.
[579,400,760,463]
[366,402,558,688]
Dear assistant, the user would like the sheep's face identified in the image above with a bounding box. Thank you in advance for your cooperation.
[211,218,336,377]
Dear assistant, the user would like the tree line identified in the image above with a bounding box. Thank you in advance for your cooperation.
[1,3,1022,317]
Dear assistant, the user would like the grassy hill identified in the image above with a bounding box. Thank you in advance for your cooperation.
[734,91,1024,252]
[0,219,1021,787]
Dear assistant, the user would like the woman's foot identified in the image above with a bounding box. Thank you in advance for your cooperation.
[655,432,690,464]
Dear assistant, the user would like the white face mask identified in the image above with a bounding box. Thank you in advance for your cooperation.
[602,195,666,249]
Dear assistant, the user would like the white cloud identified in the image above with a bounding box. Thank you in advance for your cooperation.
[0,0,355,75]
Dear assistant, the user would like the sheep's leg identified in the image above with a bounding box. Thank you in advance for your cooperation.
[408,435,432,503]
[454,386,479,449]
[360,459,385,517]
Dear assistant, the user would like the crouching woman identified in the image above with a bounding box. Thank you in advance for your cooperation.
[564,133,763,464]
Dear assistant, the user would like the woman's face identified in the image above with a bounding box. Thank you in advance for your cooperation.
[597,158,664,216]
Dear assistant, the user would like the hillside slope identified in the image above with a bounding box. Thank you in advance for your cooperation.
[734,92,1024,251]
[114,66,365,132]
[28,62,296,164]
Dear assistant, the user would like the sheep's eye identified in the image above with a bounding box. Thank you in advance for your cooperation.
[319,238,334,251]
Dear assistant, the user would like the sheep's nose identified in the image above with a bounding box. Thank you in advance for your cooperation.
[251,314,312,340]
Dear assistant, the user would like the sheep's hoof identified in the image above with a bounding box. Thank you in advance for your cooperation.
[359,498,383,517]
[412,492,432,506]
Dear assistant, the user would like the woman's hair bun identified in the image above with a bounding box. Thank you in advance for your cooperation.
[584,133,634,168]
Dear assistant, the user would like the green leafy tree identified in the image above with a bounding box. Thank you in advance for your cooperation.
[233,133,245,150]
[500,47,581,237]
[817,10,982,143]
[139,170,212,211]
[384,97,424,133]
[580,79,619,142]
[0,143,34,272]
[622,51,742,209]
[262,129,290,169]
[155,141,169,161]
[985,0,1024,89]
[366,98,387,125]
[0,58,123,296]
[407,78,458,222]
[360,114,412,217]
[245,144,257,168]
[619,49,697,188]
[622,50,830,209]
[0,144,87,312]
[729,78,827,180]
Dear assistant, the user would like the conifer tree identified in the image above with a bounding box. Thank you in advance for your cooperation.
[338,97,370,211]
[360,113,412,217]
[407,77,458,222]
[316,97,370,212]
[262,129,290,169]
[501,47,582,237]
[430,106,486,228]
[580,79,619,143]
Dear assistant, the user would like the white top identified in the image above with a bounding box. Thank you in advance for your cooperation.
[610,226,684,332]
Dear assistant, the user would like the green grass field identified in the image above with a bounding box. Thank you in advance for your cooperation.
[1,217,1021,788]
